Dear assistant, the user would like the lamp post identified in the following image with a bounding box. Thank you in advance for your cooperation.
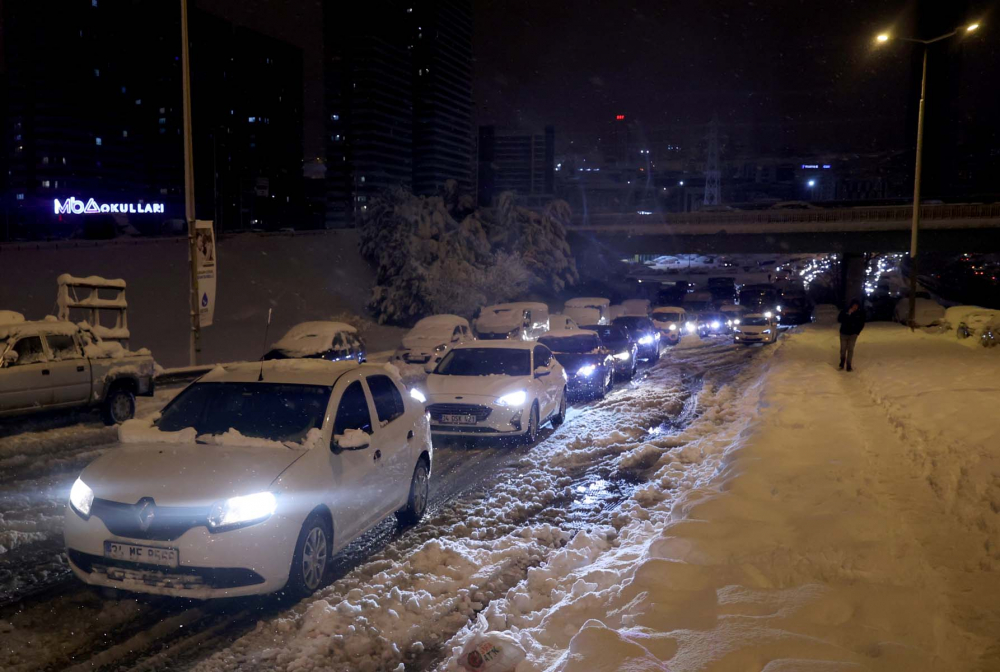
[875,22,980,327]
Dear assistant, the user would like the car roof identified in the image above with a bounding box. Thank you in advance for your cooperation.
[413,314,468,329]
[0,319,79,341]
[486,302,548,311]
[197,359,394,386]
[539,328,598,339]
[743,313,774,319]
[652,306,685,312]
[565,297,610,306]
[450,340,536,351]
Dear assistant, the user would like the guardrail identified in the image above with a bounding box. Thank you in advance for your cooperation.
[574,203,1000,228]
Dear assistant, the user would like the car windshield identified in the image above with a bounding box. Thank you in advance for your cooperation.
[538,334,601,353]
[584,325,628,341]
[157,382,331,442]
[652,312,682,322]
[435,348,531,376]
[743,317,769,326]
[613,317,650,332]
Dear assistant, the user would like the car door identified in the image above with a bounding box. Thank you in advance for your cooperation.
[532,345,557,417]
[0,336,53,412]
[43,333,92,406]
[329,379,381,541]
[365,374,413,512]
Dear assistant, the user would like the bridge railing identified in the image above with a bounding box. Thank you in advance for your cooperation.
[575,203,1000,227]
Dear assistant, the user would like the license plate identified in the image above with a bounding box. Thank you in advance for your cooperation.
[441,413,477,425]
[104,541,179,568]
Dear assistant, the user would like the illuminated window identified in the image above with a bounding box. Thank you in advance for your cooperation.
[92,0,97,5]
[158,117,166,124]
[95,137,102,146]
[16,193,24,200]
[331,113,339,121]
[248,116,256,123]
[135,99,141,105]
[42,156,49,164]
[94,68,100,77]
[159,107,165,114]
[42,180,50,188]
[122,130,128,137]
[160,188,168,195]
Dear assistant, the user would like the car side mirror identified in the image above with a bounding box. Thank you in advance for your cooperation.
[451,335,460,343]
[1,350,17,367]
[331,429,370,454]
[534,366,551,379]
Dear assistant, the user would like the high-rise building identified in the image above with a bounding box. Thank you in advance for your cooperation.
[323,0,473,227]
[477,125,555,207]
[411,0,474,196]
[0,2,305,240]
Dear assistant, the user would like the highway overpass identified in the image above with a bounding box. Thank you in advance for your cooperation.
[569,203,1000,254]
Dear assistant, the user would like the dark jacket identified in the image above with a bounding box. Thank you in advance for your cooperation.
[838,307,866,336]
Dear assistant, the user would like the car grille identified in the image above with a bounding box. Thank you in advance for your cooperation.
[404,354,431,363]
[91,498,210,541]
[426,403,493,422]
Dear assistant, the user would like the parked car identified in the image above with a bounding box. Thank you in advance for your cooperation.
[264,322,366,363]
[611,315,661,361]
[393,315,472,373]
[424,341,566,443]
[621,299,651,317]
[0,320,155,424]
[64,360,433,599]
[564,297,612,325]
[563,306,602,327]
[549,314,579,332]
[695,312,729,338]
[608,304,627,321]
[475,303,550,341]
[734,313,780,344]
[651,307,688,345]
[538,330,615,399]
[582,323,638,380]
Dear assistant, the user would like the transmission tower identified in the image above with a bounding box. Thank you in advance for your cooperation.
[703,116,721,206]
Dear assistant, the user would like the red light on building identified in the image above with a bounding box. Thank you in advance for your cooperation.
[615,114,625,121]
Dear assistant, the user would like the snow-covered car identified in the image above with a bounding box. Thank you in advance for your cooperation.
[424,341,566,442]
[695,312,729,338]
[548,314,579,331]
[621,299,651,317]
[581,324,638,380]
[608,304,627,321]
[651,307,688,345]
[564,297,611,325]
[611,315,661,361]
[64,360,432,599]
[0,320,155,424]
[474,303,550,341]
[563,306,601,327]
[393,315,472,373]
[264,322,366,363]
[538,330,615,399]
[734,313,780,344]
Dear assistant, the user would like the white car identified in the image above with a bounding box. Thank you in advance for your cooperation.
[264,321,366,363]
[651,306,688,345]
[393,315,473,372]
[733,313,780,344]
[64,360,432,599]
[424,341,567,443]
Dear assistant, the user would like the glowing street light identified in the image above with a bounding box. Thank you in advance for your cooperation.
[874,21,982,327]
[807,179,816,188]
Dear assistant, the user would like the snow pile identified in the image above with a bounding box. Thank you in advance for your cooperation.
[0,310,25,325]
[894,296,945,325]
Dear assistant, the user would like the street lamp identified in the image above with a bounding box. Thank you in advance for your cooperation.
[875,22,980,327]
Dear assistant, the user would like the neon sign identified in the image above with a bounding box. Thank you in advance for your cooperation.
[54,197,165,215]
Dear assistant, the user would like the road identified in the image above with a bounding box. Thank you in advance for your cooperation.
[0,337,767,672]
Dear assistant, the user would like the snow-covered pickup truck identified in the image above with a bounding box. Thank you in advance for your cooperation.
[0,319,155,424]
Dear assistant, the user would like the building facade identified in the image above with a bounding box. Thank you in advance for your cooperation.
[477,125,555,207]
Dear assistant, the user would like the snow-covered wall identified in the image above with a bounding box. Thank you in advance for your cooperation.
[0,231,403,367]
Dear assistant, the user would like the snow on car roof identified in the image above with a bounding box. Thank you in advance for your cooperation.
[413,314,468,329]
[565,297,610,307]
[270,321,356,357]
[450,340,536,351]
[200,359,365,386]
[652,306,685,313]
[485,302,548,312]
[0,319,79,341]
[0,310,25,326]
[539,328,599,339]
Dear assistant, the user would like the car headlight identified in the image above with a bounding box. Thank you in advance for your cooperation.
[734,319,741,325]
[668,324,677,331]
[764,311,772,318]
[638,335,653,345]
[614,351,630,361]
[763,329,772,334]
[434,344,448,353]
[685,322,696,333]
[576,364,597,377]
[711,321,720,329]
[726,320,732,326]
[208,491,277,530]
[69,477,94,517]
[777,305,782,311]
[496,390,527,406]
[409,388,427,403]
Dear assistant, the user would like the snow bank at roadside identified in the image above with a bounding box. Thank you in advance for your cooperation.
[438,323,1000,671]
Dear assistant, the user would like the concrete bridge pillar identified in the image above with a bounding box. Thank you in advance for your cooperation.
[840,252,866,307]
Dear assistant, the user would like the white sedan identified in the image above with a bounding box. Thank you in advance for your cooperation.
[393,315,473,372]
[424,341,567,443]
[64,360,432,599]
[733,313,780,344]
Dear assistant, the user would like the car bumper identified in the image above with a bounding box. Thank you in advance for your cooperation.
[427,396,526,437]
[566,372,605,395]
[63,506,298,599]
[734,332,769,343]
[659,331,681,344]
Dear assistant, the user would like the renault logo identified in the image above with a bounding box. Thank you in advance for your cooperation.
[135,498,156,532]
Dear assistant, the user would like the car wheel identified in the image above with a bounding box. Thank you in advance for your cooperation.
[551,388,567,428]
[102,385,136,425]
[523,403,539,444]
[287,512,332,598]
[396,459,430,526]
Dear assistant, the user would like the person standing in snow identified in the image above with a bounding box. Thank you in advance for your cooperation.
[837,299,865,371]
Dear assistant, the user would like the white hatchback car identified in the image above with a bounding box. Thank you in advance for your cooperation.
[424,341,567,443]
[64,360,432,599]
[733,313,780,344]
[393,315,473,372]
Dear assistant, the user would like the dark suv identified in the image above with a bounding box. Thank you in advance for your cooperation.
[582,324,638,380]
[611,316,660,362]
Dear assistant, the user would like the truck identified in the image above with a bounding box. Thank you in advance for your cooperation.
[0,318,155,424]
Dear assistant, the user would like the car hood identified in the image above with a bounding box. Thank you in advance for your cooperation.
[552,352,603,372]
[80,443,307,507]
[426,374,529,400]
[401,333,446,351]
[476,315,521,333]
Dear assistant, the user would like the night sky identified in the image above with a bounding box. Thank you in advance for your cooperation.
[198,0,997,164]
